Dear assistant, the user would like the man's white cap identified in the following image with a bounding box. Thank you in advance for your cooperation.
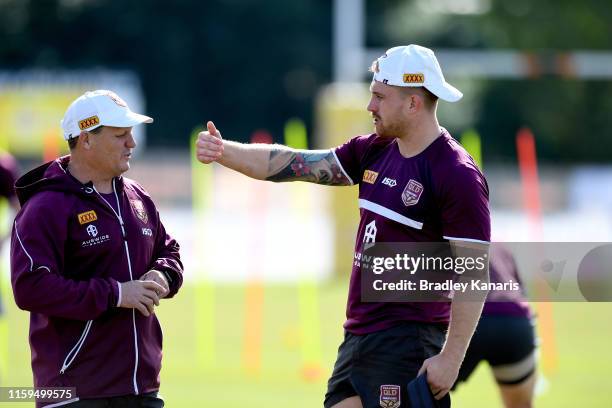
[60,90,153,140]
[372,44,463,102]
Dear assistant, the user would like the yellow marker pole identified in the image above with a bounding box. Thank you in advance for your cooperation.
[0,128,8,152]
[191,127,216,369]
[285,118,323,381]
[0,219,8,383]
[0,133,11,382]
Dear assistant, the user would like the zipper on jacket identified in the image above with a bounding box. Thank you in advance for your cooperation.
[60,320,93,374]
[94,180,140,394]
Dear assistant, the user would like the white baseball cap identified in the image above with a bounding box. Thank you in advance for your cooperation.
[61,90,153,140]
[372,44,463,102]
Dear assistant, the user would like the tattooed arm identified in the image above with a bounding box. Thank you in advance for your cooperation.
[265,147,351,185]
[196,121,352,186]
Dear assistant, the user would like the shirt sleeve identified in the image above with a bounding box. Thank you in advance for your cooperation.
[438,163,491,243]
[332,134,379,185]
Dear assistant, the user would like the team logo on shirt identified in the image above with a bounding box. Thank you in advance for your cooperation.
[379,385,400,408]
[130,199,148,224]
[105,91,128,107]
[77,210,98,225]
[401,179,424,206]
[363,170,379,184]
[363,220,377,244]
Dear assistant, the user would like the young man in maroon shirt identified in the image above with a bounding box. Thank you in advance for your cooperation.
[197,45,490,407]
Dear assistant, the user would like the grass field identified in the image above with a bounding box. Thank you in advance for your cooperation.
[1,279,611,407]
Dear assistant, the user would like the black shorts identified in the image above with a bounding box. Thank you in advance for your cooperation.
[324,322,448,408]
[454,315,537,387]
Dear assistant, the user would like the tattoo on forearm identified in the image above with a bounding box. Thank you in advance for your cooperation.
[266,149,351,185]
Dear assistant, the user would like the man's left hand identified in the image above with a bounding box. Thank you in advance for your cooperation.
[417,351,461,400]
[140,269,170,299]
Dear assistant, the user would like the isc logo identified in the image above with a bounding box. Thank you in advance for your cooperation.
[382,177,397,187]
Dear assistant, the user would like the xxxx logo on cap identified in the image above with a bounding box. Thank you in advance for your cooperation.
[403,73,424,84]
[78,115,100,130]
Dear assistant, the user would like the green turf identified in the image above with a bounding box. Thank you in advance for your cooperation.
[1,280,611,407]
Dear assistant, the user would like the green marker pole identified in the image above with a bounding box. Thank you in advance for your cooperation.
[191,127,216,369]
[284,118,323,380]
[460,129,482,169]
[285,118,308,151]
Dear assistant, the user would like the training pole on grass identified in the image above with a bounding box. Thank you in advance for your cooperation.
[0,258,6,384]
[284,118,323,381]
[516,127,557,374]
[43,129,60,163]
[0,212,7,384]
[0,133,8,382]
[0,202,7,384]
[191,126,216,369]
[241,130,272,376]
[460,129,482,169]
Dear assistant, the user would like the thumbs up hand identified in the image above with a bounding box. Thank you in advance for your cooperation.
[196,120,224,164]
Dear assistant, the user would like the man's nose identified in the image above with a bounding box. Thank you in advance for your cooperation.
[126,133,136,148]
[367,98,377,113]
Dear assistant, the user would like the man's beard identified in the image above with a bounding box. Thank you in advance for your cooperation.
[375,117,404,138]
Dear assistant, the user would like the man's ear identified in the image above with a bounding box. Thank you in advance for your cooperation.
[79,131,92,150]
[406,94,421,113]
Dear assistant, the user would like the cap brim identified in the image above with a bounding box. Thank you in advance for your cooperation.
[426,82,463,103]
[104,110,154,127]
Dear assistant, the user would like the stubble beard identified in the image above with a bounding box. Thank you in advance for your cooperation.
[375,117,405,139]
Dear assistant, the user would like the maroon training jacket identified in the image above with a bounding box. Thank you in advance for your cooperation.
[11,156,183,406]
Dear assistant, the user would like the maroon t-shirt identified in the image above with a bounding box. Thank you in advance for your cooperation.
[334,130,491,334]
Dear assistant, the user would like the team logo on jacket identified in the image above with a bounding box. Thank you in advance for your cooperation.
[401,179,424,206]
[130,199,148,224]
[363,170,379,184]
[380,385,400,408]
[81,224,110,247]
[86,224,98,237]
[78,210,97,225]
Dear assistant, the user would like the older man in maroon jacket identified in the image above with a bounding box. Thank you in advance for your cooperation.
[11,90,183,407]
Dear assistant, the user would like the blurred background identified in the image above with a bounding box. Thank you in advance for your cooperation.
[1,0,611,406]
